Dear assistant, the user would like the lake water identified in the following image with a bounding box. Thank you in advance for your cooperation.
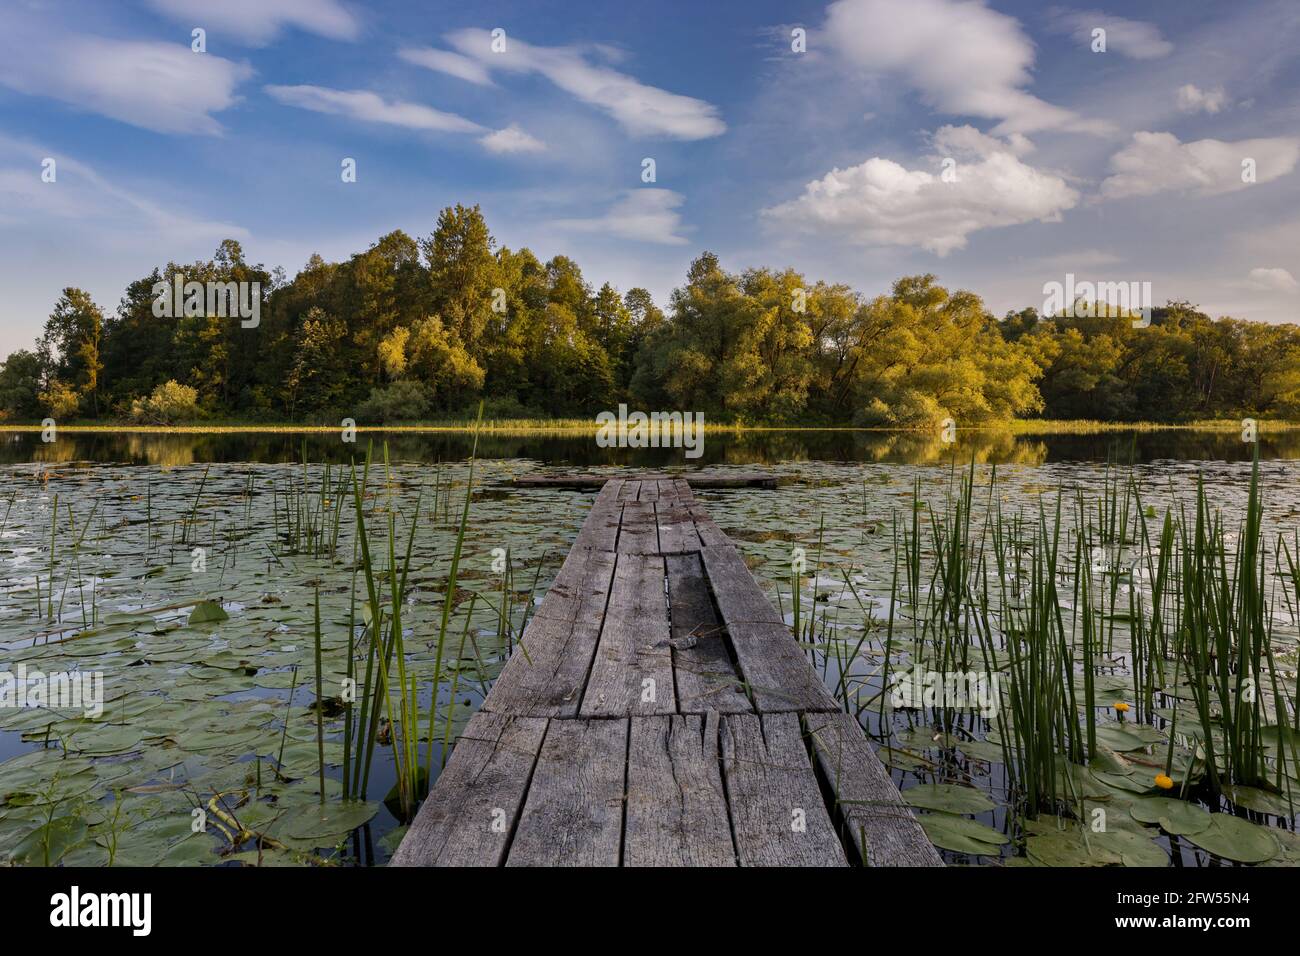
[2,429,1297,867]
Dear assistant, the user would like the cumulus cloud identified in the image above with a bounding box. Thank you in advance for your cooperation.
[1101,131,1300,198]
[824,0,1107,135]
[1247,267,1299,292]
[554,189,690,245]
[1177,84,1229,114]
[146,0,360,45]
[402,29,725,140]
[1045,8,1174,59]
[265,85,486,133]
[0,23,250,135]
[762,126,1078,256]
[479,124,547,154]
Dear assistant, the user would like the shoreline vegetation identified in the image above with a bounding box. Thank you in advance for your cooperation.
[0,418,1298,436]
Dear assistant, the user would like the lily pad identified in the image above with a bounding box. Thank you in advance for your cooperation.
[188,601,229,625]
[1185,814,1278,863]
[904,783,996,815]
[918,812,1007,855]
[1129,797,1212,835]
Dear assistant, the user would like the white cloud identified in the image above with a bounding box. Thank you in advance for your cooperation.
[1177,84,1228,114]
[479,124,547,154]
[0,24,250,135]
[403,29,725,140]
[824,0,1108,135]
[762,126,1079,256]
[1247,267,1299,292]
[146,0,360,46]
[1101,131,1300,199]
[554,190,690,245]
[265,85,486,134]
[1046,9,1174,59]
[398,48,493,86]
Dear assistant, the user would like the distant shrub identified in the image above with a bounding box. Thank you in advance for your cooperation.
[38,380,81,419]
[357,379,432,423]
[130,380,200,424]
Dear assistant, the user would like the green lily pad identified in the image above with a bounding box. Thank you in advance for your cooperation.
[918,812,1007,855]
[1129,798,1212,835]
[280,801,379,843]
[1223,785,1295,817]
[188,601,229,625]
[1185,815,1278,863]
[904,783,996,815]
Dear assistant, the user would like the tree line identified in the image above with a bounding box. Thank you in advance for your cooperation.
[2,204,1298,426]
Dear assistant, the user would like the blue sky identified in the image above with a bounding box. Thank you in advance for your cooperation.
[1,0,1298,356]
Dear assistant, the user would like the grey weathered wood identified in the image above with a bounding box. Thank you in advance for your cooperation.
[616,479,642,502]
[671,478,694,502]
[531,547,616,624]
[506,718,628,866]
[655,499,703,554]
[803,711,944,867]
[511,474,776,489]
[721,713,847,867]
[616,500,659,554]
[655,479,682,502]
[484,616,604,717]
[625,713,736,867]
[639,480,659,502]
[701,545,838,712]
[572,481,624,552]
[666,553,750,714]
[389,712,547,867]
[688,502,732,548]
[581,553,675,717]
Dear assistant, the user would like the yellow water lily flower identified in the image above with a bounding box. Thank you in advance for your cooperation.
[1154,773,1174,790]
[1113,702,1130,712]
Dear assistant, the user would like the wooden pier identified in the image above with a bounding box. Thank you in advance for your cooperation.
[392,477,941,867]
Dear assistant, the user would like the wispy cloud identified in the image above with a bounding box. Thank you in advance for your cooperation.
[0,20,250,135]
[1247,267,1299,292]
[265,85,486,133]
[824,0,1109,135]
[554,189,690,245]
[403,29,726,140]
[762,126,1079,255]
[1101,131,1300,199]
[145,0,361,46]
[1045,8,1174,59]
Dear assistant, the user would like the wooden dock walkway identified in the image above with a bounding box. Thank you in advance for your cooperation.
[392,477,941,867]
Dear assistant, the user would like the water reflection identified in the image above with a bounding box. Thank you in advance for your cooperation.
[0,427,1295,467]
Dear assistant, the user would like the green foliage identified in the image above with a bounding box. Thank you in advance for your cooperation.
[130,380,201,424]
[356,380,432,423]
[4,209,1300,426]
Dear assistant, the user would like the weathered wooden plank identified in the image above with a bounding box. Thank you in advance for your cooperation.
[688,502,731,548]
[616,500,659,555]
[484,616,604,717]
[725,620,840,712]
[572,483,623,552]
[721,713,847,867]
[655,479,681,502]
[625,713,736,867]
[700,545,786,625]
[531,546,616,624]
[581,553,675,716]
[616,479,642,502]
[506,718,628,867]
[389,712,547,867]
[803,711,943,867]
[655,499,703,554]
[666,553,751,714]
[639,480,660,502]
[510,474,776,489]
[672,478,695,503]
